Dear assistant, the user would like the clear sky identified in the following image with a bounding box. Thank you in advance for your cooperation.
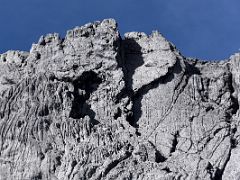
[0,0,240,60]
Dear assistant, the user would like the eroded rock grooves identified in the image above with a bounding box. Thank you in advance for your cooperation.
[0,19,240,180]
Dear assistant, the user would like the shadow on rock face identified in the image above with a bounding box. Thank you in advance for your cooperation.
[123,38,144,91]
[69,70,102,125]
[122,37,186,128]
[123,40,202,129]
[131,58,183,128]
[121,38,144,127]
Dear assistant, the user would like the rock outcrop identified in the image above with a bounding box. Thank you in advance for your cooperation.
[0,19,240,180]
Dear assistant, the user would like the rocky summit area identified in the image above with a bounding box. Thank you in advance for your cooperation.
[0,19,240,180]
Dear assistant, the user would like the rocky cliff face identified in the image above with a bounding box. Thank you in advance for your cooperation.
[0,19,240,180]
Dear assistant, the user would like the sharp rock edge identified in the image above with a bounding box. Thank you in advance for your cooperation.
[0,18,240,180]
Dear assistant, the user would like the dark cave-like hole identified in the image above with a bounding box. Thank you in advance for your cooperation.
[155,150,167,163]
[49,73,55,81]
[36,52,41,60]
[2,57,6,62]
[55,123,61,129]
[17,121,23,128]
[69,70,102,119]
[206,106,214,112]
[162,167,171,173]
[170,131,179,153]
[72,64,79,71]
[38,152,45,161]
[136,130,141,136]
[126,111,135,126]
[38,105,49,117]
[55,156,62,166]
[231,138,238,148]
[213,168,223,180]
[113,107,122,120]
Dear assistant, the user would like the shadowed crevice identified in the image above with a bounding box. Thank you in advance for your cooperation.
[130,58,183,128]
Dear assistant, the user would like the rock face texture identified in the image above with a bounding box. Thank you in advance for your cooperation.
[0,19,240,180]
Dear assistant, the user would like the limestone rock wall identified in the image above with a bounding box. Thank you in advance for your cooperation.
[0,19,239,180]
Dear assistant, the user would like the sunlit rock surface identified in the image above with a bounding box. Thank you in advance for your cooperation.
[0,19,239,180]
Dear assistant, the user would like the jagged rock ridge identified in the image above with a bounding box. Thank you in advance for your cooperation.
[0,19,240,180]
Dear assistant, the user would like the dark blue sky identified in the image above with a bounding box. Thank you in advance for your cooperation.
[1,0,240,60]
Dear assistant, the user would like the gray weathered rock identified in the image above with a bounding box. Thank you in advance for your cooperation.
[0,19,239,180]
